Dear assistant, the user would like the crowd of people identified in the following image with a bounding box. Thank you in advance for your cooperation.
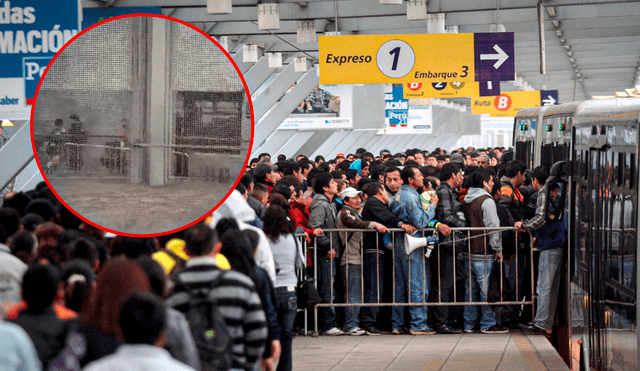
[0,144,566,371]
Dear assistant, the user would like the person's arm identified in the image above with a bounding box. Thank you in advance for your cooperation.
[482,198,503,255]
[402,193,434,229]
[369,199,404,228]
[308,201,330,256]
[519,187,547,232]
[166,309,201,371]
[243,288,269,370]
[436,188,468,228]
[498,185,516,225]
[340,208,375,230]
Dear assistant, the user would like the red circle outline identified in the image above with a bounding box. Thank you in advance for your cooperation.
[30,13,255,238]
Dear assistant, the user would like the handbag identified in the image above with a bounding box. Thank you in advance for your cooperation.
[297,271,322,309]
[292,231,322,309]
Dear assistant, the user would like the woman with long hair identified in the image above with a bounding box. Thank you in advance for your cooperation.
[263,205,303,371]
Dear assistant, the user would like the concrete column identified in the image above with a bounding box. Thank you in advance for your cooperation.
[129,17,145,184]
[148,18,170,187]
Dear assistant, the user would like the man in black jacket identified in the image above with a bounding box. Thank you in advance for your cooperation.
[433,163,466,334]
[360,182,415,334]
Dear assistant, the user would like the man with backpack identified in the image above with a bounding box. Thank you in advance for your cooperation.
[167,223,267,371]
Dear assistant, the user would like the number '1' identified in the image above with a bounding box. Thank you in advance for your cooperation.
[389,47,400,71]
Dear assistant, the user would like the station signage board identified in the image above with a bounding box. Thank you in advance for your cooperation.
[0,0,80,119]
[319,32,514,85]
[471,91,541,117]
[403,81,480,99]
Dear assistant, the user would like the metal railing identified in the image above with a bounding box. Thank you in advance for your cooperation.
[295,226,536,334]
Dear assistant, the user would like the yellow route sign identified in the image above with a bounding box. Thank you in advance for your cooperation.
[471,91,540,117]
[403,81,480,99]
[319,34,475,85]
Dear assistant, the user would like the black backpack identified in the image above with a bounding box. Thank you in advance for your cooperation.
[179,271,233,371]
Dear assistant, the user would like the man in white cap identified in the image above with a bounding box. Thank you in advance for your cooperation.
[336,187,388,335]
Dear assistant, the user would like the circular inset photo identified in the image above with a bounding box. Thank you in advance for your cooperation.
[31,15,253,236]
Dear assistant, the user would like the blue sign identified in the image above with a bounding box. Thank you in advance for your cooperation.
[540,90,559,106]
[82,7,162,29]
[432,82,447,91]
[385,85,408,127]
[0,0,80,110]
[479,80,501,97]
[474,32,514,82]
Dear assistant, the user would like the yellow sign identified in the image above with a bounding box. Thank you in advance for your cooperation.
[319,34,475,85]
[403,81,480,99]
[471,91,540,117]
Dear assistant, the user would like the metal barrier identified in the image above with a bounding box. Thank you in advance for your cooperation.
[295,226,536,334]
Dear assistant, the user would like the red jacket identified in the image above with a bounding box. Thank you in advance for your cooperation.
[289,200,315,236]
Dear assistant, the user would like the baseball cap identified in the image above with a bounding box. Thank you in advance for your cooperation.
[253,163,277,178]
[341,187,363,200]
[450,153,465,165]
[336,152,345,159]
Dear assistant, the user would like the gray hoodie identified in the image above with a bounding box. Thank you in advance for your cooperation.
[463,187,502,254]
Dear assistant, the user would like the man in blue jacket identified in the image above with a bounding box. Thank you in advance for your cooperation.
[389,166,450,335]
[515,166,566,334]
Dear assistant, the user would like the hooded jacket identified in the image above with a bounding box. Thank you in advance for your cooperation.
[463,187,502,256]
[336,205,376,267]
[308,193,341,258]
[209,190,276,282]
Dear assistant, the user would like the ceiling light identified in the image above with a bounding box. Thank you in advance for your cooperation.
[574,69,579,73]
[556,30,562,37]
[552,20,560,28]
[407,0,427,20]
[576,73,581,77]
[566,51,573,57]
[572,64,577,68]
[569,57,575,63]
[294,57,308,72]
[258,3,280,30]
[267,52,282,68]
[563,45,570,50]
[297,20,316,43]
[207,0,232,14]
[579,78,583,82]
[547,6,556,17]
[380,0,402,4]
[445,25,459,34]
[427,13,446,34]
[490,23,506,33]
[559,38,566,43]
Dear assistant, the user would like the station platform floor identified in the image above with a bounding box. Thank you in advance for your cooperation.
[292,330,569,371]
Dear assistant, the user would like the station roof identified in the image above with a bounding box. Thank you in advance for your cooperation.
[84,0,640,104]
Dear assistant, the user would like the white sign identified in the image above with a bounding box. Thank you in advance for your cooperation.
[279,85,353,130]
[382,104,432,134]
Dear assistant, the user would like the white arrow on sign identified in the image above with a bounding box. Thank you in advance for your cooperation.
[480,44,509,69]
[542,95,557,105]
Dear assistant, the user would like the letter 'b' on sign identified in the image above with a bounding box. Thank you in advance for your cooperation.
[495,95,511,111]
[376,40,415,78]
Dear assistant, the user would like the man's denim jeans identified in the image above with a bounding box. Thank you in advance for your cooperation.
[362,253,385,328]
[534,247,564,332]
[341,265,362,331]
[275,287,297,371]
[463,257,496,331]
[392,235,429,331]
[316,256,337,331]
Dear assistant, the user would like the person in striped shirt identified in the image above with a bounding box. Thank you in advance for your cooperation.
[167,223,267,371]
